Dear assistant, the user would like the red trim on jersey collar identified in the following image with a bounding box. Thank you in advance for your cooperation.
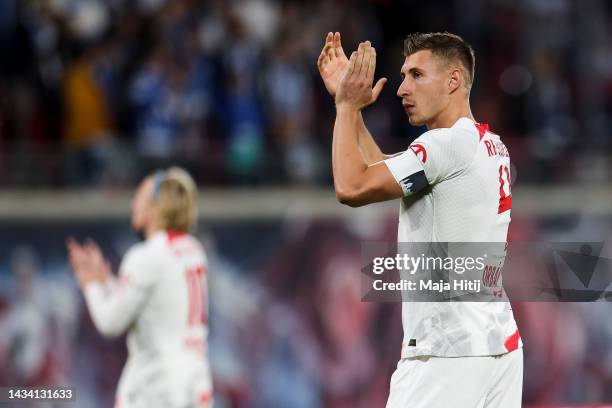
[167,229,187,242]
[475,123,489,141]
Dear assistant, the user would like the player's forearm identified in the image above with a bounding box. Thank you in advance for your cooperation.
[356,112,386,165]
[333,106,369,203]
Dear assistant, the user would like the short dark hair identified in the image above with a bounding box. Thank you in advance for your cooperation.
[403,32,475,89]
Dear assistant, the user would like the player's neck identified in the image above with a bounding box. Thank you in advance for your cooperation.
[426,101,474,130]
[144,223,162,239]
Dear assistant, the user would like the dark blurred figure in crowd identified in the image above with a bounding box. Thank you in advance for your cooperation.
[2,0,607,187]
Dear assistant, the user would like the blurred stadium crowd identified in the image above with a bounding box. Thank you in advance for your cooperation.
[0,0,610,187]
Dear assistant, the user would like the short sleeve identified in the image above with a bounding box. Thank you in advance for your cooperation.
[413,128,477,184]
[384,149,428,196]
[385,128,477,196]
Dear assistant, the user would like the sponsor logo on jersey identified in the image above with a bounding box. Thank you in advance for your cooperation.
[409,143,427,163]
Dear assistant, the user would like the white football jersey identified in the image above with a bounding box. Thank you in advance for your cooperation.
[84,231,212,408]
[384,117,521,358]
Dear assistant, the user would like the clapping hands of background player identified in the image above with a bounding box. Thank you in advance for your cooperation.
[335,41,387,111]
[67,238,112,288]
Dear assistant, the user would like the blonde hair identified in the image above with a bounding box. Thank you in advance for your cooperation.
[155,167,198,232]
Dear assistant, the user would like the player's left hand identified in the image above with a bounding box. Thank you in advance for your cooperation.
[335,41,387,110]
[67,238,112,288]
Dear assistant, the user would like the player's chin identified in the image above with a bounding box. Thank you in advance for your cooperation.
[407,114,424,126]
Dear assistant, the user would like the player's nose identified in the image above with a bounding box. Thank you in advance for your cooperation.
[397,81,410,98]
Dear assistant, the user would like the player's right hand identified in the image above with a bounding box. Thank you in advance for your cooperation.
[335,41,387,110]
[317,32,349,97]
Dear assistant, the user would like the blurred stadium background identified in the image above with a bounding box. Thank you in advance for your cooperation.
[0,0,611,407]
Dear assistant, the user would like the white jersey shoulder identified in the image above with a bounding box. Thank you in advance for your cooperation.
[118,240,159,289]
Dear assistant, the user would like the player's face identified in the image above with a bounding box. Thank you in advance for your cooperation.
[131,177,155,233]
[397,50,449,126]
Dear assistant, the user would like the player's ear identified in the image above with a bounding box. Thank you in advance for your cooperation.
[448,68,462,94]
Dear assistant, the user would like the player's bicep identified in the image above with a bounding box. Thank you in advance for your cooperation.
[366,152,401,167]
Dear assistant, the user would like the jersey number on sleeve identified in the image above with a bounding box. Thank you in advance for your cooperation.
[186,265,207,327]
[498,165,512,214]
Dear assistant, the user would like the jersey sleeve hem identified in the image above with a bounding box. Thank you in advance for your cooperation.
[384,150,428,196]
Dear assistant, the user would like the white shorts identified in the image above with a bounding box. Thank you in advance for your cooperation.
[115,390,212,408]
[386,349,523,408]
[114,358,213,408]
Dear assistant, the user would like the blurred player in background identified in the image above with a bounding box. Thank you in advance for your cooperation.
[2,246,77,387]
[318,32,522,407]
[67,167,212,408]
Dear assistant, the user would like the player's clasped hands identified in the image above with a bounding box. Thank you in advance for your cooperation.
[318,33,387,109]
[66,238,112,287]
[335,40,387,111]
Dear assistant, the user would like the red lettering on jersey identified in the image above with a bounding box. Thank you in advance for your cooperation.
[504,329,520,352]
[483,265,502,287]
[495,142,509,157]
[186,265,207,326]
[485,140,510,158]
[498,195,512,213]
[484,140,494,156]
[409,143,427,163]
[498,165,512,213]
[184,337,205,355]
